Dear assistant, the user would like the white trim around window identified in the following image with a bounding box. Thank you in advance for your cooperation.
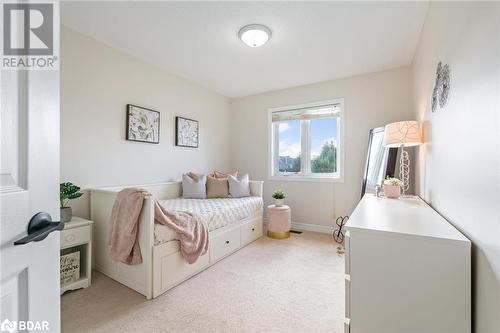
[268,98,345,183]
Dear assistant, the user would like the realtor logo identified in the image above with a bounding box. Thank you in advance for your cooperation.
[0,319,16,333]
[0,319,49,332]
[1,1,58,69]
[3,3,53,55]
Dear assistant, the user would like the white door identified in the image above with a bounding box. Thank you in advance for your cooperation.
[0,12,61,333]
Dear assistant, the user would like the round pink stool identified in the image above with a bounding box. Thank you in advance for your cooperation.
[266,205,291,239]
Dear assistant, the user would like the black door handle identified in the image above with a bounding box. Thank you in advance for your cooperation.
[14,212,64,245]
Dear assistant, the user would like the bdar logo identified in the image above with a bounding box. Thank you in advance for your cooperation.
[3,3,53,55]
[0,319,16,333]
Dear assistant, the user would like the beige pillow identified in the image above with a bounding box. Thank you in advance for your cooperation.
[206,176,229,198]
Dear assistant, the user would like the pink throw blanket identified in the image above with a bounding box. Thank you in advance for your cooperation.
[109,188,209,265]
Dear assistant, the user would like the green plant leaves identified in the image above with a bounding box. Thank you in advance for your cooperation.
[272,190,286,199]
[60,182,83,208]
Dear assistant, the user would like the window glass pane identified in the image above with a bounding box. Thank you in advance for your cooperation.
[278,120,301,173]
[310,118,337,173]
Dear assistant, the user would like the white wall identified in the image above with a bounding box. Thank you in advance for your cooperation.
[230,67,413,227]
[412,2,499,332]
[61,27,231,218]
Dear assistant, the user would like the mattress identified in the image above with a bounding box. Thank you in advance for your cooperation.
[154,196,263,245]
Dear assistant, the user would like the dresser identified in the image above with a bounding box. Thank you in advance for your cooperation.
[344,195,470,333]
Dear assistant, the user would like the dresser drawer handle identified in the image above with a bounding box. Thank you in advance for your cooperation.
[251,228,255,231]
[225,240,229,244]
[65,234,76,243]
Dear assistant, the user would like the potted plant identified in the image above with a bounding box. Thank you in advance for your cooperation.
[272,190,286,207]
[60,182,83,222]
[383,177,402,199]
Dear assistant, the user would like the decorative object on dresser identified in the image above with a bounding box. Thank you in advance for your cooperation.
[333,216,348,243]
[126,104,160,144]
[383,121,422,196]
[175,116,199,148]
[90,180,264,299]
[382,177,402,199]
[60,217,93,295]
[60,182,83,223]
[361,127,398,198]
[266,204,291,239]
[344,195,470,333]
[272,190,286,207]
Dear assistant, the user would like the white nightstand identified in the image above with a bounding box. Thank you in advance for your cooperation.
[60,217,93,295]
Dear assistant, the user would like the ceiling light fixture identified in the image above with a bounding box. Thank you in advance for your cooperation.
[238,24,271,48]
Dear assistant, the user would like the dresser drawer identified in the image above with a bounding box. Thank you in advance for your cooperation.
[61,226,90,248]
[210,226,241,263]
[241,218,262,246]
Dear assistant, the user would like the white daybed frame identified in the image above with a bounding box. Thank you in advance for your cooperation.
[90,181,263,299]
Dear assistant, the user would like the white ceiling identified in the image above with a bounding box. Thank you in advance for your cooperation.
[61,1,429,98]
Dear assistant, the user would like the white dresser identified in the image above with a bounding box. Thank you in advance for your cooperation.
[344,195,470,333]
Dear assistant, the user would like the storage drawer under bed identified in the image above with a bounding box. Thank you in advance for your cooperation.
[240,217,263,246]
[209,225,241,263]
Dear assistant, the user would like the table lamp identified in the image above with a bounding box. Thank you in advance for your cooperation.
[383,121,422,196]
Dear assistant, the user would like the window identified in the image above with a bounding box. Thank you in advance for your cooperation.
[269,99,344,182]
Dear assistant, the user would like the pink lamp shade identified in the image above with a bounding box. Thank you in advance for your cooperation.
[383,121,422,148]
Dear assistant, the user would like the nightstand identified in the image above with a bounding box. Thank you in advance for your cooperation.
[60,217,93,295]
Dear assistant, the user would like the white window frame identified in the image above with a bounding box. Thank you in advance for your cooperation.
[268,98,345,183]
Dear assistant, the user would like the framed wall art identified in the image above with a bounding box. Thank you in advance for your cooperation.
[126,104,160,144]
[175,116,199,148]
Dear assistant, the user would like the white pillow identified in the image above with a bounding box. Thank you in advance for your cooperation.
[228,174,250,198]
[182,174,206,199]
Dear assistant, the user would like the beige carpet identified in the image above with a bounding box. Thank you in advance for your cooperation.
[62,231,345,333]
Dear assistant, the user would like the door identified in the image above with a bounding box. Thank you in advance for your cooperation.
[0,6,61,333]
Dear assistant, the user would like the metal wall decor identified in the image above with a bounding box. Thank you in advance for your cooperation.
[431,61,451,112]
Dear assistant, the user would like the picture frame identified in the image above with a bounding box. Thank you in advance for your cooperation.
[175,116,199,148]
[126,104,160,144]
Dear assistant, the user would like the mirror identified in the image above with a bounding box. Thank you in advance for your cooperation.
[361,127,398,197]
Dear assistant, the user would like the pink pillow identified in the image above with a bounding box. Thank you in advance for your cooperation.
[186,172,201,182]
[212,170,239,179]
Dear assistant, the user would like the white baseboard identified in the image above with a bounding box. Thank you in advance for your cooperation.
[264,218,333,234]
[291,222,333,234]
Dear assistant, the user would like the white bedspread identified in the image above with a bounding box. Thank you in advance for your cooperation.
[154,197,263,245]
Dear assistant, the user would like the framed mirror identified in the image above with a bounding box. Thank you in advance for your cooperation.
[361,127,398,198]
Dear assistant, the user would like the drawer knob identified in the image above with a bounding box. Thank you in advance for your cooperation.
[251,228,255,231]
[225,240,229,244]
[65,234,76,242]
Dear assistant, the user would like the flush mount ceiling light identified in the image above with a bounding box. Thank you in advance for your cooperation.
[238,24,272,47]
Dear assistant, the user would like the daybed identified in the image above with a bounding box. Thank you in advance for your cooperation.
[90,181,264,299]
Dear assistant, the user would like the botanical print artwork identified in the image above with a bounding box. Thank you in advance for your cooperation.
[176,117,199,148]
[126,104,160,144]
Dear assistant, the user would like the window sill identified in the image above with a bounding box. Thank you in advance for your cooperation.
[269,174,344,183]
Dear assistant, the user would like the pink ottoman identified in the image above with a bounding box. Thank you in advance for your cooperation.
[267,205,291,239]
